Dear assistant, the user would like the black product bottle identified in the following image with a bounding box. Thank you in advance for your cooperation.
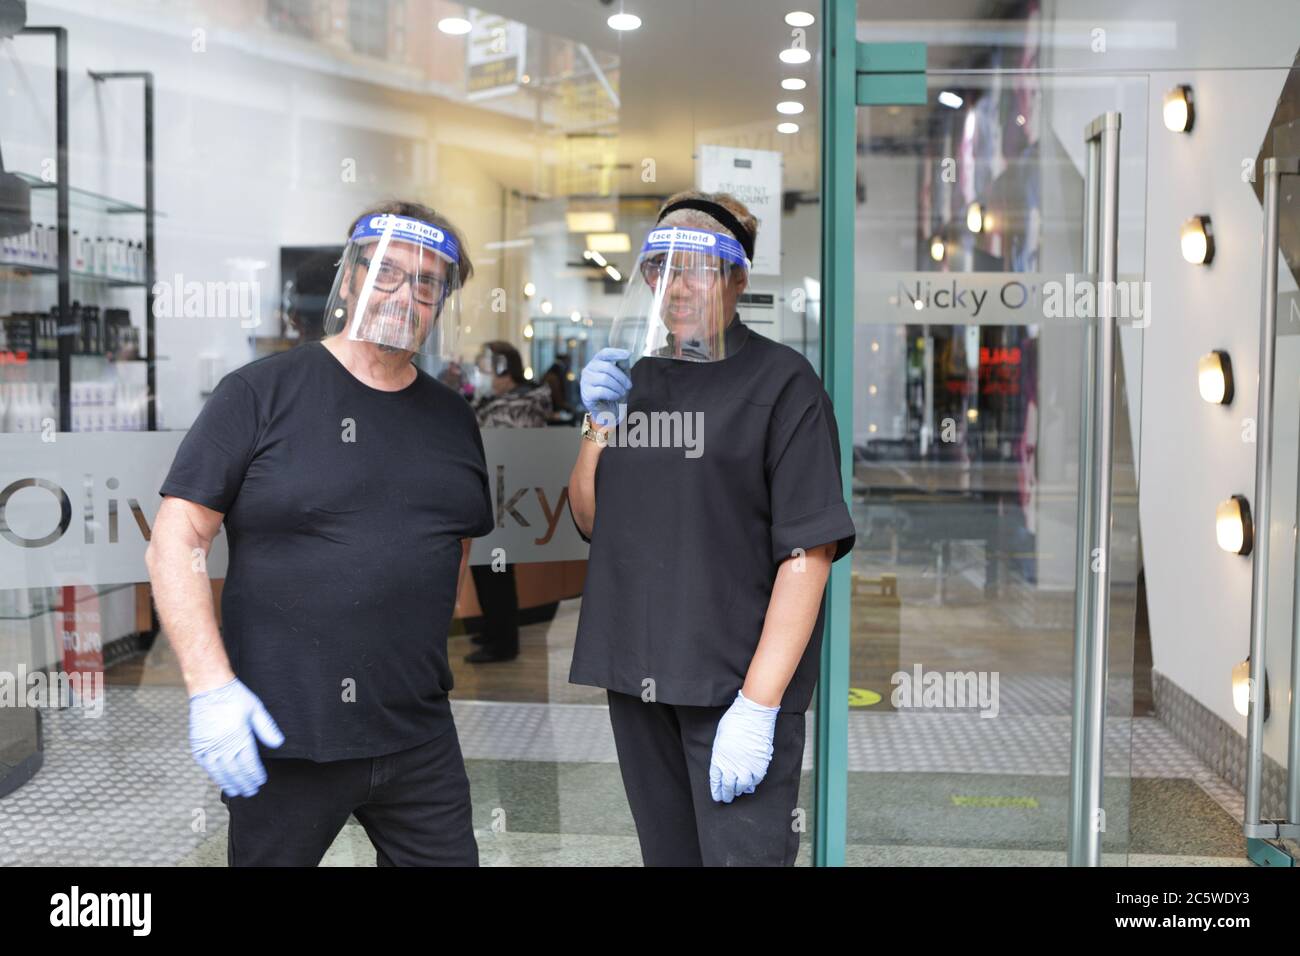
[81,305,101,355]
[67,300,82,355]
[43,306,59,358]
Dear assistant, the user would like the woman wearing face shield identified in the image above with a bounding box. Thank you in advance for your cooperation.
[566,191,856,866]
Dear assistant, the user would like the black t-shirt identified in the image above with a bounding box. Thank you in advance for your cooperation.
[569,318,856,712]
[160,341,494,761]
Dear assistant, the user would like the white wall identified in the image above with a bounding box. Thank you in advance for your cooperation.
[3,1,517,428]
[1045,0,1300,762]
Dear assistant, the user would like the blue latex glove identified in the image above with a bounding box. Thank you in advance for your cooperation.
[709,690,780,803]
[580,347,632,427]
[189,677,284,798]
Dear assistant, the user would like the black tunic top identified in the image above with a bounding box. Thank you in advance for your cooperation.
[160,342,494,760]
[569,317,856,712]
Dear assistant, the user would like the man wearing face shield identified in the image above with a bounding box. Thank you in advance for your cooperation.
[147,201,493,866]
[567,191,856,866]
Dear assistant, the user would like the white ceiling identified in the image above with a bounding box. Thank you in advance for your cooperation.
[461,0,828,196]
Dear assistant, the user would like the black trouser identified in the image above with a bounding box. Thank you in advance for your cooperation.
[605,689,806,866]
[470,563,519,655]
[221,724,477,867]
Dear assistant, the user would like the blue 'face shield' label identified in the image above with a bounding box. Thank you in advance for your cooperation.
[351,214,460,265]
[640,227,749,269]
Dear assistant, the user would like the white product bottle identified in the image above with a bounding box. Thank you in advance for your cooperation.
[1,385,14,432]
[15,383,36,432]
[131,385,145,430]
[108,385,121,431]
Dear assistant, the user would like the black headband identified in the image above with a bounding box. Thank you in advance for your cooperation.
[655,199,755,264]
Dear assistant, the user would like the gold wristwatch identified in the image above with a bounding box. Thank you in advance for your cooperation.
[581,412,610,447]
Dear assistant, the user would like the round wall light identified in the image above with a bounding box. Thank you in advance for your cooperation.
[1197,350,1233,404]
[1163,85,1194,133]
[1232,656,1271,719]
[1180,215,1214,265]
[1215,495,1253,555]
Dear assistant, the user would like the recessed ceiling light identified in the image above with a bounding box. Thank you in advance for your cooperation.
[781,78,807,91]
[785,11,815,27]
[565,211,616,233]
[437,17,471,35]
[776,101,804,115]
[586,232,631,253]
[779,48,811,64]
[608,12,641,31]
[777,122,799,134]
[938,90,963,109]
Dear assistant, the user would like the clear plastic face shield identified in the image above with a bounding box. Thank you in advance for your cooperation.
[608,226,750,364]
[471,346,506,394]
[322,214,462,359]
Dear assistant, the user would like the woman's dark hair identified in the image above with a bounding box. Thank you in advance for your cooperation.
[484,340,527,385]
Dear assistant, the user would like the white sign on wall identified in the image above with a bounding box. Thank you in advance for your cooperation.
[471,428,591,564]
[698,144,782,276]
[858,272,1151,326]
[0,432,228,590]
[0,428,589,590]
[466,9,527,101]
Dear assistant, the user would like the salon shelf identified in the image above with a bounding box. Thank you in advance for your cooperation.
[15,172,164,217]
[0,262,147,287]
[0,356,155,364]
[0,583,135,621]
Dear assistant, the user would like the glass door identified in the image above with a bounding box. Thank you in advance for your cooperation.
[1244,131,1300,864]
[843,68,1147,864]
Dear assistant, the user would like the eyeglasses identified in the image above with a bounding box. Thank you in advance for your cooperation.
[639,254,728,289]
[358,256,450,306]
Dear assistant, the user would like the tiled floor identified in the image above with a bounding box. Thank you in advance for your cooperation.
[0,678,1259,866]
[0,533,1276,866]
